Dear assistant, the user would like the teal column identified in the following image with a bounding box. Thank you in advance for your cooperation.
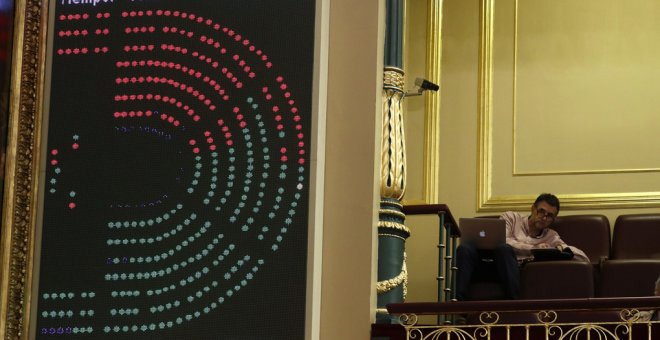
[377,0,407,323]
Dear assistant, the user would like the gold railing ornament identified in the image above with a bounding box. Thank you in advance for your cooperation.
[537,310,558,324]
[393,310,659,340]
[478,311,500,325]
[620,308,641,322]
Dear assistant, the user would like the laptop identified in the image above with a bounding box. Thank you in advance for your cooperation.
[458,218,506,250]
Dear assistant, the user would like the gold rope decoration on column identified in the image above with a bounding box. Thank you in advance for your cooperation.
[376,253,408,299]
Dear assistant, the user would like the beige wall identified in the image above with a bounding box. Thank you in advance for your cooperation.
[404,0,660,303]
[318,0,383,339]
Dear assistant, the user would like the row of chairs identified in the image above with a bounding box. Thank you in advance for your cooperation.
[468,213,660,300]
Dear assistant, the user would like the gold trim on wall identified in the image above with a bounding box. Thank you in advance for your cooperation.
[477,0,660,211]
[477,0,495,211]
[422,0,443,204]
[510,0,660,177]
[0,0,46,338]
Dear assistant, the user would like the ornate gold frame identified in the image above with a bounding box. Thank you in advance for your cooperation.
[476,0,660,211]
[0,0,46,339]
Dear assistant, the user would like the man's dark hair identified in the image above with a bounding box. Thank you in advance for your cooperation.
[534,193,560,213]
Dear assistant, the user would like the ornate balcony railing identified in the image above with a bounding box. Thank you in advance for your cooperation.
[384,296,660,340]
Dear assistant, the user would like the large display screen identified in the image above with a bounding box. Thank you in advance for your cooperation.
[36,1,314,339]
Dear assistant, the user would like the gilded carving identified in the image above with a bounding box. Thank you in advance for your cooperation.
[380,67,406,200]
[1,0,44,339]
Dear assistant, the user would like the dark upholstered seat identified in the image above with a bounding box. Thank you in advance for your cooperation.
[521,261,594,299]
[550,215,611,264]
[599,259,660,297]
[612,214,660,259]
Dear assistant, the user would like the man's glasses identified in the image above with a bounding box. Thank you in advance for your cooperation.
[535,207,556,221]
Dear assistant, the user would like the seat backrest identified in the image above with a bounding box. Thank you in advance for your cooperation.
[612,214,660,259]
[550,215,611,264]
[521,261,594,299]
[599,259,660,297]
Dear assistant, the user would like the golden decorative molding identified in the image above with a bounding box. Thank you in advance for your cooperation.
[476,0,495,213]
[376,253,407,300]
[379,208,406,220]
[380,67,406,200]
[422,0,442,204]
[378,220,411,236]
[378,233,407,242]
[383,66,405,89]
[380,199,403,209]
[1,0,46,339]
[476,0,660,211]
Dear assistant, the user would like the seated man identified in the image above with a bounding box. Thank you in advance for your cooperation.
[455,193,589,300]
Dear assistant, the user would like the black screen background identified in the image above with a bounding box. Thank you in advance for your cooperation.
[36,1,314,339]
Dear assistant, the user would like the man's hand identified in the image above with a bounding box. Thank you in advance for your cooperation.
[536,243,551,249]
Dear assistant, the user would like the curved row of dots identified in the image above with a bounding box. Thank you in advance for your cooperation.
[102,259,264,334]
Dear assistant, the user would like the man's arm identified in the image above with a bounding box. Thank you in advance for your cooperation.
[500,212,535,256]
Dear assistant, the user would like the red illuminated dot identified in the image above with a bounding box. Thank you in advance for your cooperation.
[298,158,305,165]
[189,139,196,146]
[68,202,76,209]
[72,143,79,150]
[192,147,200,154]
[280,147,287,153]
[51,149,58,156]
[51,159,58,166]
[281,155,288,162]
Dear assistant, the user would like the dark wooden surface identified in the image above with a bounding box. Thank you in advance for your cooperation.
[402,204,459,236]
